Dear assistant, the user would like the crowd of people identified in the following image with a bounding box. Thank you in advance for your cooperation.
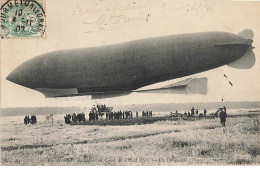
[142,111,153,117]
[23,105,228,127]
[96,104,108,113]
[24,115,37,125]
[104,110,133,120]
[88,104,112,120]
[64,113,86,124]
[170,106,227,126]
[86,104,153,121]
[63,104,227,127]
[89,110,153,121]
[170,107,207,118]
[64,109,153,123]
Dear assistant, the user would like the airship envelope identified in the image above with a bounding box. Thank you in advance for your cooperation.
[6,30,255,99]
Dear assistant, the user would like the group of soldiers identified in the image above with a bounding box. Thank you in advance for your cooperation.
[96,104,108,113]
[89,104,112,121]
[64,109,154,123]
[141,111,153,117]
[90,110,153,121]
[171,107,207,118]
[105,110,133,120]
[170,106,228,126]
[64,113,86,124]
[24,115,37,125]
[89,110,99,121]
[183,107,207,117]
[88,104,153,121]
[63,106,228,127]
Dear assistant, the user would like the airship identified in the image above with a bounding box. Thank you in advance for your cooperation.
[6,29,255,99]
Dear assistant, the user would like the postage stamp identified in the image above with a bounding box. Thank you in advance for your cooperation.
[0,0,46,39]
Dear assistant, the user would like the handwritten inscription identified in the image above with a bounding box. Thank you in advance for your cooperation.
[73,1,145,16]
[83,14,148,25]
[72,1,147,32]
[72,0,210,33]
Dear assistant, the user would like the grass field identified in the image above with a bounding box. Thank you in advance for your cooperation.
[1,110,259,165]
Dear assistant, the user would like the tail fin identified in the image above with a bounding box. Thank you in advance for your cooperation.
[134,77,208,95]
[238,29,254,39]
[227,29,255,69]
[227,48,255,69]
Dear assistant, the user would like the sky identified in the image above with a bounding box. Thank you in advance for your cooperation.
[1,0,260,108]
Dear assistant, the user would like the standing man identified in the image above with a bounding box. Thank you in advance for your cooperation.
[82,113,86,122]
[195,109,199,117]
[72,113,76,122]
[24,116,28,125]
[203,109,207,117]
[27,116,31,124]
[191,107,195,115]
[110,111,113,120]
[106,111,109,120]
[219,107,227,126]
[89,111,92,121]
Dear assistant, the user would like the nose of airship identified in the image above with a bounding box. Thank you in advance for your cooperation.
[6,71,19,85]
[6,59,38,89]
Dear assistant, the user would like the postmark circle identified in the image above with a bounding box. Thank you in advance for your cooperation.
[1,0,46,38]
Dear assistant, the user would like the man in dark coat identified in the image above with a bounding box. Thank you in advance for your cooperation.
[195,109,199,117]
[191,107,195,115]
[111,112,114,120]
[204,109,207,116]
[68,114,71,121]
[219,108,227,126]
[106,112,109,120]
[31,115,37,124]
[24,116,28,125]
[95,112,99,120]
[89,111,92,121]
[27,116,30,124]
[72,113,77,122]
[64,114,71,124]
[82,113,86,122]
[78,113,82,122]
[191,110,195,116]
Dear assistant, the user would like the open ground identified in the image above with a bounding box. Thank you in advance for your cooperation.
[1,110,259,165]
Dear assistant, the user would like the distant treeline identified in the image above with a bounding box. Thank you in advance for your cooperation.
[1,101,260,116]
[113,101,260,112]
[0,107,81,116]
